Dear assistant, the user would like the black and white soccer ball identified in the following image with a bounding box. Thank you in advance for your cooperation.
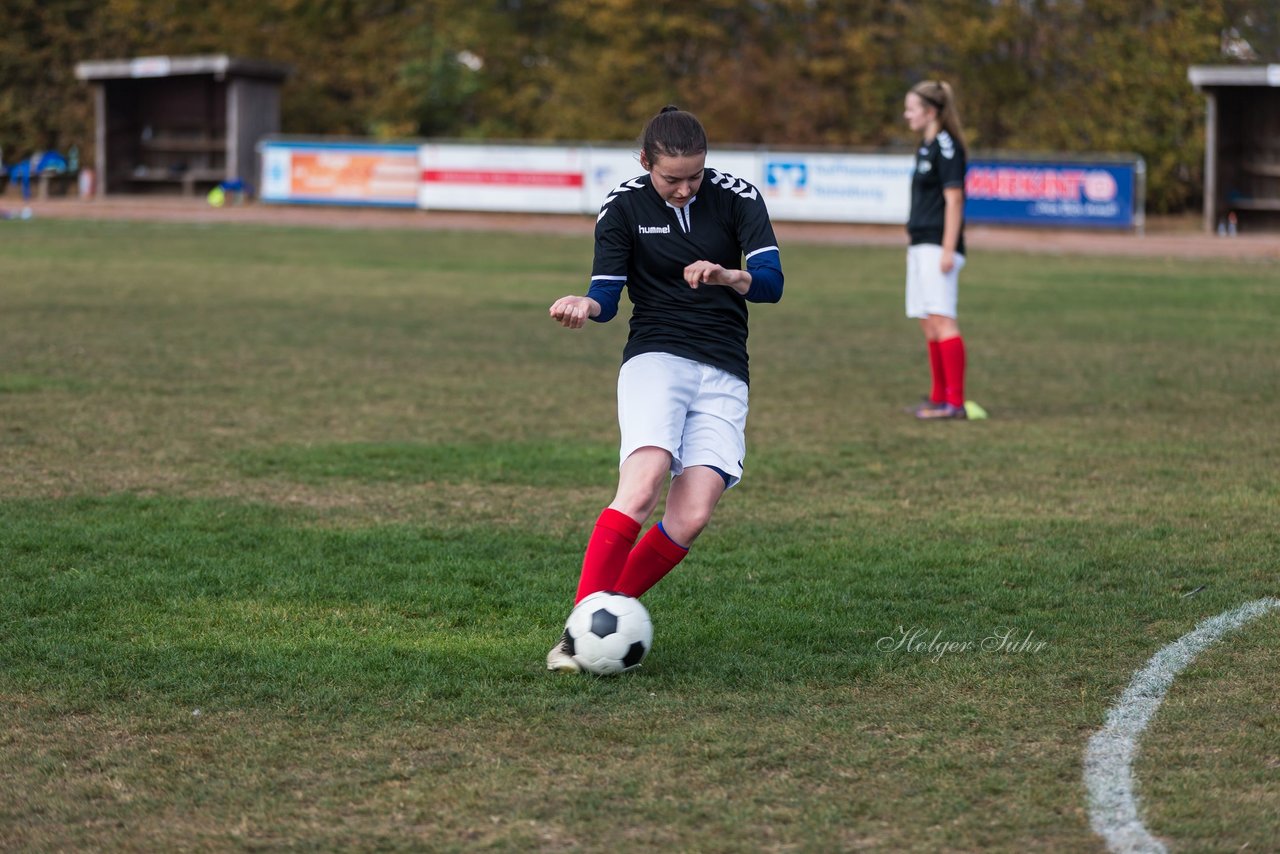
[564,591,653,675]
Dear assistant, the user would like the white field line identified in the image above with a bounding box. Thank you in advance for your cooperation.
[1083,597,1280,854]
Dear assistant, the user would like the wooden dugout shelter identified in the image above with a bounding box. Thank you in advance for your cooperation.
[1187,64,1280,233]
[74,55,291,198]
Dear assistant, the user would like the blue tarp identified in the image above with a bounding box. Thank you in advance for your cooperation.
[5,151,72,199]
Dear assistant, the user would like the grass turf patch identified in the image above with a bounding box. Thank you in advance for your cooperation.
[3,494,1271,850]
[233,440,618,487]
[1,217,1277,849]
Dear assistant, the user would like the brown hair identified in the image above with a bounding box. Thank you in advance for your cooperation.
[639,105,708,166]
[910,80,967,150]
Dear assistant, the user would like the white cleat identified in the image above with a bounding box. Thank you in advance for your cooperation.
[546,630,581,673]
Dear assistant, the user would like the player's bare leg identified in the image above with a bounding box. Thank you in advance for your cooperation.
[608,446,671,522]
[920,313,960,342]
[659,466,727,547]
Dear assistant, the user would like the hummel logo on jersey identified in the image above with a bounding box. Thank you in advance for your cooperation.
[709,170,759,200]
[638,224,671,235]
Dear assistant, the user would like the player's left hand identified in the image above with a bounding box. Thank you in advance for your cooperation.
[548,295,599,329]
[939,249,956,274]
[684,260,748,293]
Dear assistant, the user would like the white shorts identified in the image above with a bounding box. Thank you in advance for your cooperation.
[906,244,965,319]
[617,352,749,488]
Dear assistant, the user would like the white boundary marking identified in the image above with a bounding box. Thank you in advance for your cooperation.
[1083,597,1280,853]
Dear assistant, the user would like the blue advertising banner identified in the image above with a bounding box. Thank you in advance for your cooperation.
[964,160,1141,229]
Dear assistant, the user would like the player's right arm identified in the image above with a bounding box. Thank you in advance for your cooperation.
[574,179,637,325]
[546,203,625,329]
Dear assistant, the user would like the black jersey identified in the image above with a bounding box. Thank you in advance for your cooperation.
[587,170,780,385]
[907,130,967,256]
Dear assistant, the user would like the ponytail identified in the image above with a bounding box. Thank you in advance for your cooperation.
[910,80,967,150]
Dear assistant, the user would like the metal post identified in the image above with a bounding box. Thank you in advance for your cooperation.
[1203,92,1218,234]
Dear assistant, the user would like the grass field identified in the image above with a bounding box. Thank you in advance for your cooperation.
[1,218,1276,852]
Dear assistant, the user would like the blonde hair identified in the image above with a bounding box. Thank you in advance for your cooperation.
[910,80,966,150]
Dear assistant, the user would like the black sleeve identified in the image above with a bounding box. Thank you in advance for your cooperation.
[937,144,966,191]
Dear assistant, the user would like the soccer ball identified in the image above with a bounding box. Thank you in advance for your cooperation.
[564,591,653,675]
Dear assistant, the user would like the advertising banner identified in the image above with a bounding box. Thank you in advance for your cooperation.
[762,153,914,223]
[259,141,420,207]
[418,144,589,213]
[261,136,1144,230]
[964,160,1140,229]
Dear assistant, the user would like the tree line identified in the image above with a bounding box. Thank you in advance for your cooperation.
[2,0,1275,212]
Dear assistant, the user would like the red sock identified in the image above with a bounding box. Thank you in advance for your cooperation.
[927,340,946,403]
[614,523,689,599]
[939,336,966,407]
[574,508,642,603]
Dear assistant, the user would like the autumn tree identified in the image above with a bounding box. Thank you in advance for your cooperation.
[1,0,1270,211]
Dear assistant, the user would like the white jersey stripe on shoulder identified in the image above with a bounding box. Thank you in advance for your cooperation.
[598,177,647,221]
[745,246,780,260]
[591,275,627,282]
[708,169,760,200]
[937,130,956,159]
[605,177,644,198]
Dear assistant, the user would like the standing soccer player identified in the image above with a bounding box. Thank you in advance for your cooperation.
[903,80,972,420]
[545,106,784,673]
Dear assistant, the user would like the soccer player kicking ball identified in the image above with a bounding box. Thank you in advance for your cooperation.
[903,80,975,420]
[545,106,784,672]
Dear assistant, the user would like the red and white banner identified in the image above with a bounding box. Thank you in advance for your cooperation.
[418,145,588,213]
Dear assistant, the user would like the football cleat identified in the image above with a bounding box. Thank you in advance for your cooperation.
[915,402,967,420]
[906,399,947,414]
[907,398,946,416]
[545,629,581,673]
